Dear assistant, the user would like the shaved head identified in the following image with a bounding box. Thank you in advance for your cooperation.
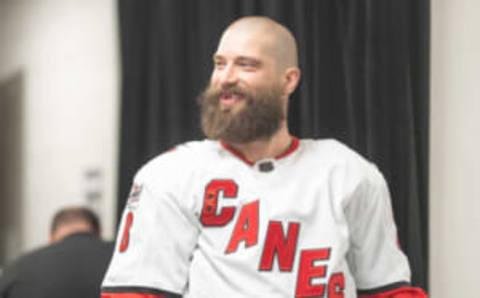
[200,16,301,144]
[220,16,299,71]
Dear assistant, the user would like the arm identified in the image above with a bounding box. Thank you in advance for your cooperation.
[0,266,14,297]
[345,165,428,297]
[0,257,23,297]
[101,157,199,297]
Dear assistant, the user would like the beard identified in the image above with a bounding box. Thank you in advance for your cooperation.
[197,83,285,144]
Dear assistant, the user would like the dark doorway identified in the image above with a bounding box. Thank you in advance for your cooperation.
[0,72,24,267]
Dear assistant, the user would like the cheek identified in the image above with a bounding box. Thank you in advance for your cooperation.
[238,77,263,92]
[210,71,223,85]
[209,75,218,86]
[249,73,280,87]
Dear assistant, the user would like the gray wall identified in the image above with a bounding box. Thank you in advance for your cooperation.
[0,0,120,252]
[430,0,480,297]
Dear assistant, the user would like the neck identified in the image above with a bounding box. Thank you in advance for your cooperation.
[49,222,95,243]
[224,123,292,163]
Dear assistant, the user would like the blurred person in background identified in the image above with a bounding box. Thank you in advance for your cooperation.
[0,206,114,298]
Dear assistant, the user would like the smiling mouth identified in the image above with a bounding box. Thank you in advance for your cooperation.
[219,91,246,106]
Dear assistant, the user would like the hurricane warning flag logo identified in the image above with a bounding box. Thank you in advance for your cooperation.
[126,183,143,208]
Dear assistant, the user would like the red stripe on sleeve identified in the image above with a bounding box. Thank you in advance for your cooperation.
[101,293,165,298]
[359,286,427,298]
[358,287,428,298]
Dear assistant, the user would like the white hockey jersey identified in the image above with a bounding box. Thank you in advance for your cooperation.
[102,138,411,298]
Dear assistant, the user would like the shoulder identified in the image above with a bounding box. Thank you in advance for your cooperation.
[301,139,375,170]
[0,244,52,278]
[136,140,218,179]
[131,140,220,196]
[300,138,385,192]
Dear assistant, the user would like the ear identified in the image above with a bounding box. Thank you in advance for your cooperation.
[283,67,301,96]
[49,232,56,244]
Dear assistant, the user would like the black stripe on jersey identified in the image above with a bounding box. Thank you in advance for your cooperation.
[357,281,410,295]
[101,286,181,298]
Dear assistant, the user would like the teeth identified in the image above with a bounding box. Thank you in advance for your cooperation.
[220,91,243,102]
[230,93,241,98]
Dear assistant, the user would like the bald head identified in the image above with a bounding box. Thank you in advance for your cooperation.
[204,16,301,143]
[220,16,299,71]
[210,16,301,103]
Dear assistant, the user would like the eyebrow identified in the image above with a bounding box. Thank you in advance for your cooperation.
[236,56,261,66]
[213,54,261,66]
[212,54,224,62]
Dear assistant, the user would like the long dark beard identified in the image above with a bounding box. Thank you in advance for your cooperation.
[198,84,285,144]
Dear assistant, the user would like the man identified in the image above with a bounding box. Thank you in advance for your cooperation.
[101,16,427,298]
[0,207,114,298]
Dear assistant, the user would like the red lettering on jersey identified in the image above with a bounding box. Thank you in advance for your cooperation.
[200,179,238,226]
[295,248,331,297]
[328,273,345,298]
[259,221,300,272]
[119,211,134,252]
[225,200,259,254]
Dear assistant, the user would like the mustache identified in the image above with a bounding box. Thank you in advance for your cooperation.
[218,86,247,97]
[197,84,250,105]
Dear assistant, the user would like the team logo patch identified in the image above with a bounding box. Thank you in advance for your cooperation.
[126,183,143,209]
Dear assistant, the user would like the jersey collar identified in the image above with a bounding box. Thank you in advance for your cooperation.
[220,137,300,166]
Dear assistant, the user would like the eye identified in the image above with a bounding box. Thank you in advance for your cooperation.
[213,59,226,70]
[239,61,254,67]
[237,61,258,71]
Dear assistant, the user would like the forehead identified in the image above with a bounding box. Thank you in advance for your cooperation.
[215,28,275,61]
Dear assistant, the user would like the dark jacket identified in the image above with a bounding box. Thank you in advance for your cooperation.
[0,233,114,298]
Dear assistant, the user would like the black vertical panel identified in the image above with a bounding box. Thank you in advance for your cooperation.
[117,0,429,289]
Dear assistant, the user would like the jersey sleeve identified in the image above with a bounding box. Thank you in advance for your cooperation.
[358,286,428,297]
[344,164,412,292]
[101,158,200,296]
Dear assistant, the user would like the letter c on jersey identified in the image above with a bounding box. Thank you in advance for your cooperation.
[200,179,238,226]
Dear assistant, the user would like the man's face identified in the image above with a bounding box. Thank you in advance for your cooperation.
[198,28,287,143]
